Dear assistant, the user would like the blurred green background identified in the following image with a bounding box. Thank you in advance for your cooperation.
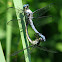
[0,0,62,62]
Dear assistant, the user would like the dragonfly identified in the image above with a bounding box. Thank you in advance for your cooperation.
[7,3,57,56]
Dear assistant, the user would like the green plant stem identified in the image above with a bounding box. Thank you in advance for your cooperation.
[6,0,13,62]
[0,42,6,62]
[13,0,31,62]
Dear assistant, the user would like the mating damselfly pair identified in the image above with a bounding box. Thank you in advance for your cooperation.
[7,3,57,56]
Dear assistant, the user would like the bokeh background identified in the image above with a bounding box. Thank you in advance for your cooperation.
[0,0,62,62]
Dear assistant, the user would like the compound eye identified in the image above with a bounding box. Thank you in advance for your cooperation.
[27,6,28,8]
[23,7,25,10]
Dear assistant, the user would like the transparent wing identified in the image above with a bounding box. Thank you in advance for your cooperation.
[5,7,24,35]
[36,45,57,53]
[33,3,53,18]
[33,15,52,26]
[32,15,52,33]
[10,45,34,56]
[10,44,57,56]
[7,7,23,14]
[7,15,18,27]
[31,3,53,33]
[7,7,24,29]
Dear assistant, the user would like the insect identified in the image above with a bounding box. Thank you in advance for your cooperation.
[23,4,46,41]
[10,24,57,56]
[8,4,57,56]
[7,3,52,42]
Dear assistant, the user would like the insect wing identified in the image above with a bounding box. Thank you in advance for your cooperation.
[32,15,52,33]
[7,7,24,31]
[33,3,53,18]
[36,45,57,53]
[10,45,33,56]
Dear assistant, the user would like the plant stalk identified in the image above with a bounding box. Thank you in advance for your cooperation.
[13,0,31,62]
[6,0,13,62]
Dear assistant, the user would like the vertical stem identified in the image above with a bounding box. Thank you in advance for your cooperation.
[13,0,31,62]
[0,42,6,62]
[6,0,13,62]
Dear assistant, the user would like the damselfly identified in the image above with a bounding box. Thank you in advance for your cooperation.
[7,4,57,56]
[7,3,53,42]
